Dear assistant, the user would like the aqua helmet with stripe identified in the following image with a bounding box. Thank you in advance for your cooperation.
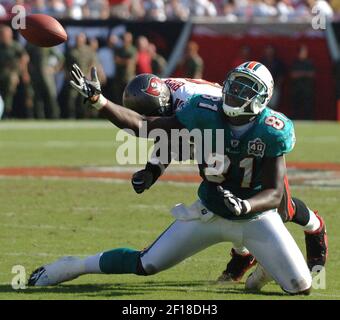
[222,61,274,121]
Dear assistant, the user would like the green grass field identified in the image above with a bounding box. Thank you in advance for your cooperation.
[0,121,340,300]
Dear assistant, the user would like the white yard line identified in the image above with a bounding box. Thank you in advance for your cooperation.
[0,141,120,148]
[0,121,111,130]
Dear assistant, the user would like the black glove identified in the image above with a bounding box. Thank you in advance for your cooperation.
[217,186,251,216]
[131,169,154,194]
[131,161,163,194]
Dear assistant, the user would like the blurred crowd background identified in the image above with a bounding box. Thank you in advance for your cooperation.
[0,24,176,119]
[0,22,318,120]
[0,0,336,120]
[0,0,337,21]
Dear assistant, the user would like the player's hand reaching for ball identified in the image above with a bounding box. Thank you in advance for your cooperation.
[217,186,251,216]
[70,64,102,104]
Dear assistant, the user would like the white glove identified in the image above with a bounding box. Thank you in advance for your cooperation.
[217,186,251,216]
[70,64,106,109]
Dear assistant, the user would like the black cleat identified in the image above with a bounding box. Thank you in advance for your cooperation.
[217,249,257,282]
[305,212,328,271]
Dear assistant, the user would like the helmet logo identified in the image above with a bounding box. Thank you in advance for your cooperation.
[143,77,162,97]
[244,61,261,71]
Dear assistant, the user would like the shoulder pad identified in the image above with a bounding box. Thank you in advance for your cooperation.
[261,110,296,157]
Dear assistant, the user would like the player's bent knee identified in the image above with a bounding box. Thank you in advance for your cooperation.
[136,254,160,276]
[139,261,160,275]
[281,276,312,295]
[143,265,159,275]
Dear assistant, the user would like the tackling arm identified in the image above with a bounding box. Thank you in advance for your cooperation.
[98,101,183,136]
[69,64,184,137]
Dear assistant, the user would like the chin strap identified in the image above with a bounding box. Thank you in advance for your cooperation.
[223,99,252,117]
[223,97,265,118]
[251,98,265,114]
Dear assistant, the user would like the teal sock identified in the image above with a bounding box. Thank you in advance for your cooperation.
[99,248,140,274]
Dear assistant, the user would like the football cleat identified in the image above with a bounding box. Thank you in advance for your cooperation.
[28,256,83,286]
[217,249,257,282]
[305,212,328,271]
[245,263,273,291]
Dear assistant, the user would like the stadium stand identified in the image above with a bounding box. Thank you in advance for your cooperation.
[0,0,338,119]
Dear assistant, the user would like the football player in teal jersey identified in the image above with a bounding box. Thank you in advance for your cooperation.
[29,62,315,294]
[124,71,327,282]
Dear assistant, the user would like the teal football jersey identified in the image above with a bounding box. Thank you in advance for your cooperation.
[175,94,296,220]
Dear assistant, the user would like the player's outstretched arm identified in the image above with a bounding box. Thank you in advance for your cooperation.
[246,155,285,213]
[99,102,183,136]
[69,64,183,136]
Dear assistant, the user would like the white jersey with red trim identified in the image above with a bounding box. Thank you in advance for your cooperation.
[162,78,222,112]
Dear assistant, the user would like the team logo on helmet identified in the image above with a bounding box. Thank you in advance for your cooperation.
[243,61,262,71]
[143,77,162,97]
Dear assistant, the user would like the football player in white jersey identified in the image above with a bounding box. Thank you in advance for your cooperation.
[123,75,222,117]
[123,73,328,283]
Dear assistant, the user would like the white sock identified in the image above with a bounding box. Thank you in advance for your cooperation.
[233,246,250,256]
[83,253,103,274]
[303,210,321,233]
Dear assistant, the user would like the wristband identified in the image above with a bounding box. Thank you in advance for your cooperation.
[92,94,108,110]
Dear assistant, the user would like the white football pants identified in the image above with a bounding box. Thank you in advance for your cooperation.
[140,200,312,294]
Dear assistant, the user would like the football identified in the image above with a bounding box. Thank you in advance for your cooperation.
[19,14,67,47]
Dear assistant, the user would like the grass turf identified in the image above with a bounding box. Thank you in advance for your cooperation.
[0,121,339,300]
[1,121,340,167]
